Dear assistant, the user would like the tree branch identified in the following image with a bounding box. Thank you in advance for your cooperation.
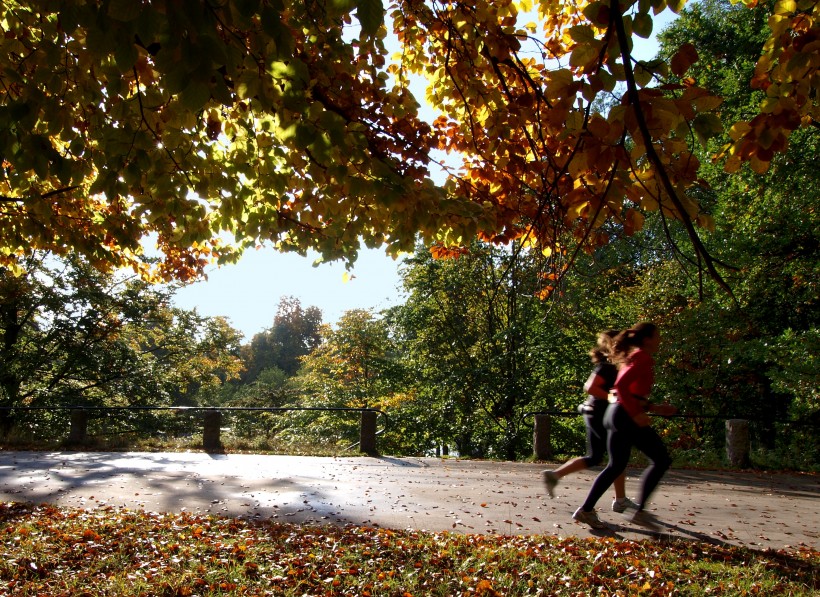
[610,0,735,299]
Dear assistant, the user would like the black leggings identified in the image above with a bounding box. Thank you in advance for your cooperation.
[582,404,608,468]
[581,403,672,511]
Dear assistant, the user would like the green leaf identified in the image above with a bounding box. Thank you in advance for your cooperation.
[569,25,596,43]
[180,79,211,112]
[633,63,653,87]
[633,12,654,38]
[692,113,723,146]
[211,76,234,106]
[357,0,384,38]
[570,43,600,69]
[262,6,295,58]
[294,123,314,150]
[163,67,189,95]
[114,41,138,72]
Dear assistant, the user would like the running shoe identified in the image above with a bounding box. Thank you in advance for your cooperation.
[612,497,639,513]
[542,471,558,498]
[572,507,608,529]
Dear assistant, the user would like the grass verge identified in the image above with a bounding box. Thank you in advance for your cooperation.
[0,502,817,596]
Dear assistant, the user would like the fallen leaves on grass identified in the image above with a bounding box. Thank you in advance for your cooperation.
[0,502,817,596]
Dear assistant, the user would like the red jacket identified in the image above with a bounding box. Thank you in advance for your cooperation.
[614,348,655,417]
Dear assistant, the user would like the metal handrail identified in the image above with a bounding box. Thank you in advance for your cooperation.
[522,410,812,425]
[0,405,388,429]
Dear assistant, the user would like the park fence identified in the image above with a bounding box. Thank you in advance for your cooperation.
[528,411,817,468]
[0,406,388,456]
[1,406,814,467]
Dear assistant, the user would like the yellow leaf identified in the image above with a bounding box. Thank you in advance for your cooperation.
[773,0,797,14]
[727,122,752,141]
[692,95,723,112]
[750,154,771,174]
[624,208,645,236]
[640,195,660,211]
[567,200,589,220]
[568,152,588,178]
[723,154,742,173]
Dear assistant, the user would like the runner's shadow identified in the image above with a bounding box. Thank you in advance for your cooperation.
[377,456,425,467]
[656,521,734,547]
[588,527,624,539]
[607,523,669,541]
[609,519,738,548]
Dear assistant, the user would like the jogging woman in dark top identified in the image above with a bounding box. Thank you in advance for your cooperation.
[572,322,677,530]
[542,330,636,513]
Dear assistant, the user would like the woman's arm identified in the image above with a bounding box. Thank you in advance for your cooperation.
[583,371,611,400]
[648,402,678,416]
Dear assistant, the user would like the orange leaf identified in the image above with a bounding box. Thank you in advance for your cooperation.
[476,578,494,593]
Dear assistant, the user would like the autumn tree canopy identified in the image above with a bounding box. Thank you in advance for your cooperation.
[1,0,816,287]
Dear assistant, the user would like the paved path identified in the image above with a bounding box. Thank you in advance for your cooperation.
[0,451,817,553]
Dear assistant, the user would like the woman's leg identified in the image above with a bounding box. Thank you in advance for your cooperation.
[585,411,608,468]
[580,405,634,511]
[543,412,606,496]
[591,412,630,501]
[613,472,627,500]
[632,425,672,510]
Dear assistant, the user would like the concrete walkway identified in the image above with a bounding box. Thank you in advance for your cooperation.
[0,451,817,553]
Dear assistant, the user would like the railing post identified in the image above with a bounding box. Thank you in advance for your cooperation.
[725,419,750,468]
[360,410,378,456]
[533,414,552,461]
[66,409,88,445]
[203,410,223,453]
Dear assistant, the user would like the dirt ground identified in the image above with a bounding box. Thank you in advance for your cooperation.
[0,451,817,553]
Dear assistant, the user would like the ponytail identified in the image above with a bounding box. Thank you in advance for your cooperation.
[589,329,620,364]
[612,322,657,364]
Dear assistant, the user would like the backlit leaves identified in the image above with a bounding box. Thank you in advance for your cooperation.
[0,0,812,291]
[671,42,699,76]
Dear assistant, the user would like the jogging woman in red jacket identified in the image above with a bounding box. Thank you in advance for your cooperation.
[572,322,677,530]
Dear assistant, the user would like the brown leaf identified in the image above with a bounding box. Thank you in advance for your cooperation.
[671,43,699,77]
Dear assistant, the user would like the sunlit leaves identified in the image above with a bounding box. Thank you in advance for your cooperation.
[0,0,441,280]
[357,0,385,37]
[0,0,813,293]
[718,0,819,173]
[386,0,737,294]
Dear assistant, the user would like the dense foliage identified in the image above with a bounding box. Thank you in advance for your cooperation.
[1,0,816,293]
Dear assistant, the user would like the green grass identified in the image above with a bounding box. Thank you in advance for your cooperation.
[1,502,817,596]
